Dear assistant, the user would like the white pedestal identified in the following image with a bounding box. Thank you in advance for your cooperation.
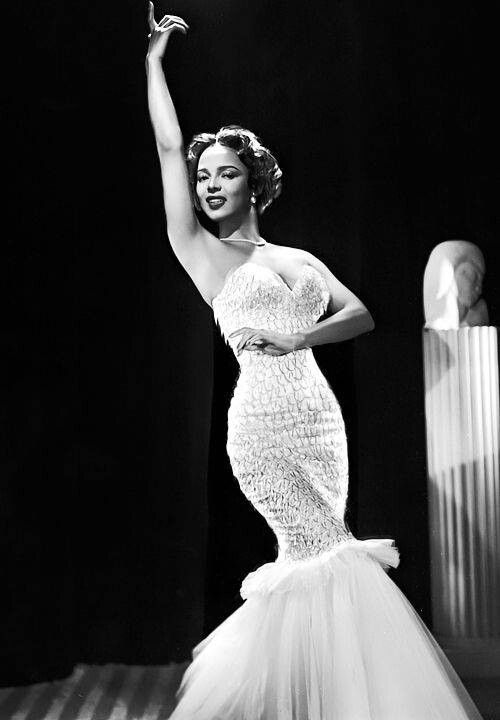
[423,327,500,678]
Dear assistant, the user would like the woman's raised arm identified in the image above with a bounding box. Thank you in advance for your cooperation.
[146,4,209,263]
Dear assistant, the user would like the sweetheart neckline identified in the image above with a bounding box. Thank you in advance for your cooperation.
[211,261,324,308]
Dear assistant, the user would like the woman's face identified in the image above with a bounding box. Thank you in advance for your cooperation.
[196,143,252,221]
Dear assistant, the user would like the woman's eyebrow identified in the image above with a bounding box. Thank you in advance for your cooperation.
[197,165,241,173]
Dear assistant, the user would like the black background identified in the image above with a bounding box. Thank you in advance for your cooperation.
[2,0,498,684]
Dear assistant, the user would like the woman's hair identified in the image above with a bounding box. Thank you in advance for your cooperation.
[186,125,283,215]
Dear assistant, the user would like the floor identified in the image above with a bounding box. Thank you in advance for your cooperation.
[0,663,498,719]
[0,664,188,720]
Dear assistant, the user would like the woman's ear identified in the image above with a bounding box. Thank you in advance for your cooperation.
[249,178,263,198]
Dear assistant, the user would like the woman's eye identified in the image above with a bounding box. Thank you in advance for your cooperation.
[222,172,237,179]
[197,176,208,183]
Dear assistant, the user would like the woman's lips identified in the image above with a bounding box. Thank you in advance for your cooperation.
[206,197,226,208]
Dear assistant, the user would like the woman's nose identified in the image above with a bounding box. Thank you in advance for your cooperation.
[207,179,221,193]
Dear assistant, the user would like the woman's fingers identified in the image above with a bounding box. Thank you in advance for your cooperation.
[157,20,189,34]
[148,19,188,39]
[238,332,264,354]
[237,331,254,354]
[157,14,189,29]
[158,22,187,35]
[162,14,189,26]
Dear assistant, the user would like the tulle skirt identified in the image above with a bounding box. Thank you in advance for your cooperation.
[168,538,483,720]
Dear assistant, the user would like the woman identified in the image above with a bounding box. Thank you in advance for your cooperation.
[146,6,483,719]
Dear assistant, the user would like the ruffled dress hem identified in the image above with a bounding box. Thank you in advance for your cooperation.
[168,536,483,720]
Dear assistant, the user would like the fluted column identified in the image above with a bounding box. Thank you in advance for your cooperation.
[423,327,500,678]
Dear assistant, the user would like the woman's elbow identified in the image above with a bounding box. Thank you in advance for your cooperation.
[361,307,375,333]
[365,312,375,333]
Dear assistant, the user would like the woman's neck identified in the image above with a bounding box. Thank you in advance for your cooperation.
[218,208,262,244]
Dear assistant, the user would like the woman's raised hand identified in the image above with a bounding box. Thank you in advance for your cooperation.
[147,2,188,60]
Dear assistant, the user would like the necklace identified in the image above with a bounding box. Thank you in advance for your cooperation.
[220,237,267,246]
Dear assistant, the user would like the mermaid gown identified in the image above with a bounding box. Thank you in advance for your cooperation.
[168,261,483,720]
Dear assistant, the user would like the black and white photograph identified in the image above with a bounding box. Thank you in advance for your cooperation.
[2,1,499,718]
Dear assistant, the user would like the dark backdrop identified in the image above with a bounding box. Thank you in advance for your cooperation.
[2,0,498,684]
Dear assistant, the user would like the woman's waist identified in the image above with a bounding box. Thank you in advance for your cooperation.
[229,377,341,419]
[236,351,329,388]
[235,347,322,378]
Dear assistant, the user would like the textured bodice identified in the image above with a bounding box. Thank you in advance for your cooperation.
[212,261,330,360]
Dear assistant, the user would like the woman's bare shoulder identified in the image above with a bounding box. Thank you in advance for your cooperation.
[268,243,311,263]
[290,246,329,270]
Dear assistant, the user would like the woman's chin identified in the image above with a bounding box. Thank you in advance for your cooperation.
[203,206,245,223]
[205,208,228,220]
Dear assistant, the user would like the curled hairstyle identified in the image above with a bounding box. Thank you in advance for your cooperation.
[186,125,283,215]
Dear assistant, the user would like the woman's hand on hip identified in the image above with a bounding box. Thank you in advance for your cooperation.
[147,3,188,61]
[229,328,303,357]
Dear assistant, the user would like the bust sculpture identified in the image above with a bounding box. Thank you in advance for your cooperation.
[423,240,489,329]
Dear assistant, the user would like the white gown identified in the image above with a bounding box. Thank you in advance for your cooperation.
[168,261,483,719]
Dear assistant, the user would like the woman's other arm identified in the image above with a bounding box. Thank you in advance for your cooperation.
[146,5,211,266]
[294,251,375,349]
